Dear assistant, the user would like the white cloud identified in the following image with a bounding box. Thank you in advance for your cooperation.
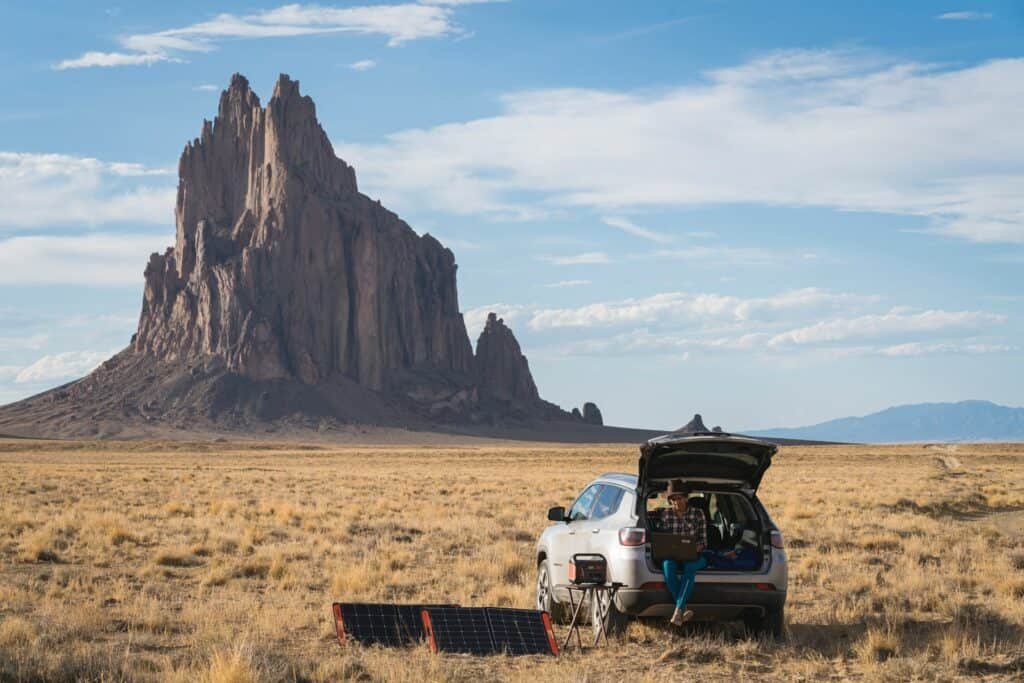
[53,51,181,70]
[462,303,528,338]
[0,152,174,229]
[15,349,115,384]
[642,245,784,266]
[527,288,871,330]
[537,251,611,265]
[193,84,219,91]
[419,0,505,5]
[349,59,377,71]
[767,309,1005,347]
[936,11,993,20]
[57,2,474,69]
[337,51,1024,242]
[0,233,172,285]
[601,216,672,243]
[543,279,591,288]
[0,334,49,352]
[878,341,1012,356]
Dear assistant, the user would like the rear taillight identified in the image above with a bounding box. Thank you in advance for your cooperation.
[618,527,646,546]
[770,530,785,549]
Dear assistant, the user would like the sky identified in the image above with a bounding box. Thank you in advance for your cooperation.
[0,1,1022,431]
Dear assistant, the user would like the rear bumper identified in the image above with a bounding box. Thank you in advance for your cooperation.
[615,583,786,619]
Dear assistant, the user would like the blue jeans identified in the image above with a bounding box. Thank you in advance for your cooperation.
[662,556,708,610]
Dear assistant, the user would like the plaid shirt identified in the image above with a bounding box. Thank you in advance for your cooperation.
[652,506,707,548]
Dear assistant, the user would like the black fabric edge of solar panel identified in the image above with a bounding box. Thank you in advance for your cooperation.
[332,603,458,647]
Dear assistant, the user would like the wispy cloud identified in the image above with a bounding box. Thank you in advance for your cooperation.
[15,349,116,384]
[55,2,484,69]
[349,59,377,71]
[462,303,529,338]
[766,309,1005,347]
[537,252,611,265]
[601,216,672,243]
[527,288,873,330]
[193,83,219,91]
[339,50,1024,243]
[878,341,1011,356]
[0,152,174,228]
[936,11,993,20]
[55,51,182,70]
[0,233,172,285]
[542,279,591,288]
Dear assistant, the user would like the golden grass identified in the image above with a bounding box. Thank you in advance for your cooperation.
[0,440,1022,681]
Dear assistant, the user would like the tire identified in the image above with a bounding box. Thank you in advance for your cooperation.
[744,605,785,641]
[536,560,570,624]
[591,588,629,640]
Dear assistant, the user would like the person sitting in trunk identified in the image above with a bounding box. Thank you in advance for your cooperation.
[650,479,707,626]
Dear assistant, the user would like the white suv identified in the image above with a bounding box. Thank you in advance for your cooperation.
[535,433,787,639]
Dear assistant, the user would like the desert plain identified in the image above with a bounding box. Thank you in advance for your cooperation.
[0,439,1022,682]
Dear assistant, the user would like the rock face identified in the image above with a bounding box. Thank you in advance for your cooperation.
[678,413,709,433]
[582,402,603,426]
[0,73,608,438]
[135,74,474,390]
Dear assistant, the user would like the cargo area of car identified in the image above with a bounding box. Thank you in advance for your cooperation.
[642,490,768,573]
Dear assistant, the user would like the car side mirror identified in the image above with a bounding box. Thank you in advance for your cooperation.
[547,506,567,522]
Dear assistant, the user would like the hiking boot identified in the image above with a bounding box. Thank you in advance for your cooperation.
[670,608,694,626]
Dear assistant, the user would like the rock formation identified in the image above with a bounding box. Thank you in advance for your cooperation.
[474,313,539,404]
[678,413,709,433]
[0,73,606,438]
[135,74,474,390]
[582,402,603,426]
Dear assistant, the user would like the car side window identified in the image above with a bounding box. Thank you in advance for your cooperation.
[568,485,601,521]
[591,485,624,520]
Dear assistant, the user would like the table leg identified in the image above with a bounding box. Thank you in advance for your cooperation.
[562,589,586,651]
[592,587,606,647]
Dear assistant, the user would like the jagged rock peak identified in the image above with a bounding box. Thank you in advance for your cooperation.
[135,72,472,390]
[475,313,540,404]
[678,413,708,433]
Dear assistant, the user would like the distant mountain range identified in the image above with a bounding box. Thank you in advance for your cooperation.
[748,400,1024,443]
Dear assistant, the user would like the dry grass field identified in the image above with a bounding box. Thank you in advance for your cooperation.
[0,439,1022,681]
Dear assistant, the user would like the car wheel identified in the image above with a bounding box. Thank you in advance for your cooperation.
[536,560,569,624]
[744,605,785,641]
[591,587,629,640]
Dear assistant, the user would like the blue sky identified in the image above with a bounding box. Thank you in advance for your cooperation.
[1,1,1022,430]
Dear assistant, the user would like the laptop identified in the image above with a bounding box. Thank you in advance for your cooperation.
[650,532,699,563]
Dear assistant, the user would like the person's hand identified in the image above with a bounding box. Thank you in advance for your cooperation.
[723,550,737,559]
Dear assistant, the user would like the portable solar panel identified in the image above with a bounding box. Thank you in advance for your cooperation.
[422,606,495,655]
[332,603,456,647]
[421,606,558,656]
[485,607,559,656]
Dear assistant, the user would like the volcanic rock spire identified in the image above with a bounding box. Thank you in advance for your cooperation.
[135,73,474,390]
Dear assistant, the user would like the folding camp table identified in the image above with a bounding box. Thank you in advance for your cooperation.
[557,582,625,650]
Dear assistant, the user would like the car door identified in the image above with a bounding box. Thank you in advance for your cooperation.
[550,484,601,585]
[582,485,626,557]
